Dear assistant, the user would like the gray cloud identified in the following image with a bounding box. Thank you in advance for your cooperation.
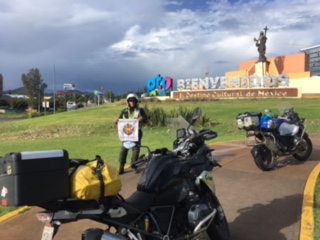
[0,0,319,94]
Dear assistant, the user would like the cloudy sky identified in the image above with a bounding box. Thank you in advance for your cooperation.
[0,0,319,95]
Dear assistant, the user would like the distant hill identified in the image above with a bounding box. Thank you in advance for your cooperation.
[3,87,88,96]
[3,87,26,95]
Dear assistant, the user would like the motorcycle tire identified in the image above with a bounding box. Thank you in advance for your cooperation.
[253,145,277,171]
[293,135,313,161]
[204,192,230,240]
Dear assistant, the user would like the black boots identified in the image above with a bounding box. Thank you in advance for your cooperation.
[132,166,139,174]
[118,165,124,175]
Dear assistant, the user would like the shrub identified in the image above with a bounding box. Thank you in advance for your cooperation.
[142,105,210,128]
[27,108,41,118]
[12,99,28,110]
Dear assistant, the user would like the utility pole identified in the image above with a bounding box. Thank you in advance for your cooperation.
[38,85,41,113]
[53,64,56,114]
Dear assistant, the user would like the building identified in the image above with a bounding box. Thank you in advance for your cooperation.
[300,45,320,77]
[171,46,320,100]
[228,52,310,80]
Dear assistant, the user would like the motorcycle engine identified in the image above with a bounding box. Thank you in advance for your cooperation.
[278,136,301,152]
[188,204,211,228]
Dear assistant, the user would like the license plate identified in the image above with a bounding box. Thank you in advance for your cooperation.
[41,224,54,240]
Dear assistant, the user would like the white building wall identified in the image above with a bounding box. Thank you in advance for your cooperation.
[289,76,320,94]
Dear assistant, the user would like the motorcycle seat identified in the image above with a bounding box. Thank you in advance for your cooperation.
[125,191,156,212]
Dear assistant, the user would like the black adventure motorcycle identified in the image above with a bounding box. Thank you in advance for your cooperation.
[32,107,230,240]
[237,107,313,171]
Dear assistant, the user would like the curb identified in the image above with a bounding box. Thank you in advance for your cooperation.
[0,206,30,223]
[299,163,320,240]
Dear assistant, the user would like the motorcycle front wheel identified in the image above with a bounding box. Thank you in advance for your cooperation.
[253,145,277,171]
[293,135,313,161]
[203,192,230,240]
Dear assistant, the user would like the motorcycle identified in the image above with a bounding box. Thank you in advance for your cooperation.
[34,107,230,240]
[237,107,313,171]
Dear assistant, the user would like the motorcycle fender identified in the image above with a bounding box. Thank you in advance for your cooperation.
[196,171,215,194]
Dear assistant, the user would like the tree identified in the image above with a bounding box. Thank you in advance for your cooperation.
[83,93,92,106]
[21,68,47,110]
[12,99,28,111]
[0,99,10,108]
[73,93,83,103]
[105,90,115,102]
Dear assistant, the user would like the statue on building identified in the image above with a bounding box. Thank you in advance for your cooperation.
[254,26,268,62]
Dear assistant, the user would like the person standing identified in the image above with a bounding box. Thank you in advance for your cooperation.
[115,93,148,174]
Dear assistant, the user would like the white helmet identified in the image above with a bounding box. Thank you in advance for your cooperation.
[126,93,139,106]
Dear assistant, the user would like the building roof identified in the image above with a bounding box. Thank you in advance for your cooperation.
[300,45,320,52]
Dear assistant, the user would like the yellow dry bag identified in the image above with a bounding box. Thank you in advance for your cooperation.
[70,158,122,200]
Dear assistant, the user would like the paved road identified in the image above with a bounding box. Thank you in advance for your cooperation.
[0,136,319,240]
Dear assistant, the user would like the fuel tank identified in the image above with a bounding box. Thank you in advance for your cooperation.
[137,154,183,193]
[278,122,299,136]
[137,154,190,204]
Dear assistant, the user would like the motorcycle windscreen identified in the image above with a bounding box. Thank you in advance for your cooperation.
[137,155,182,193]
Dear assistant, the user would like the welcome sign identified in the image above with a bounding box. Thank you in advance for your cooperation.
[146,74,173,96]
[172,88,299,99]
[176,74,290,91]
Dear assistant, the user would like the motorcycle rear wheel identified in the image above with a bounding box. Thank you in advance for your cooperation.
[253,145,277,171]
[293,135,313,161]
[204,193,230,240]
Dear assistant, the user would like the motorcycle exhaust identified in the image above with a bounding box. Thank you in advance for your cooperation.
[101,231,123,240]
[82,228,103,240]
[264,137,278,154]
[82,228,122,240]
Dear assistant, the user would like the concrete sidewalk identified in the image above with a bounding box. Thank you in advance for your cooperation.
[0,135,319,240]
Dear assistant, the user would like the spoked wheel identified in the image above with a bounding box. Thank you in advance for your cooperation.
[293,135,313,161]
[203,192,230,240]
[253,145,277,171]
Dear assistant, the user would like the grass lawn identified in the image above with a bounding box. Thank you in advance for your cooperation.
[314,179,320,238]
[0,98,319,219]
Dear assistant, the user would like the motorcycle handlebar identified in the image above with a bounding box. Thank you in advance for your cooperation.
[190,129,217,142]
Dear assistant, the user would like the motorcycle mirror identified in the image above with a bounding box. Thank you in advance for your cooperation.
[123,141,136,149]
[191,108,202,124]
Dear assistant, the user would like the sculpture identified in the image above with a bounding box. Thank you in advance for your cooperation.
[254,26,268,62]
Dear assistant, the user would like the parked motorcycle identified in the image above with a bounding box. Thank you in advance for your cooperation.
[237,107,313,171]
[29,107,230,240]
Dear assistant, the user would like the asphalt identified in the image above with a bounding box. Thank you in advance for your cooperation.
[0,135,319,240]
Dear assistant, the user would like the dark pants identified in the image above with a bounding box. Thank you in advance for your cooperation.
[118,130,143,168]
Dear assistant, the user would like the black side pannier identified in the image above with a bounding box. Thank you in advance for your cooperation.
[0,150,69,206]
